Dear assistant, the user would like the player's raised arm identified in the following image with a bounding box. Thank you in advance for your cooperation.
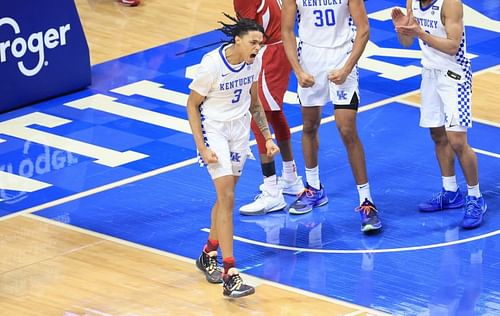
[396,0,463,55]
[391,0,414,47]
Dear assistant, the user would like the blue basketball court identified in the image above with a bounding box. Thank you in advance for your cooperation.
[1,1,499,313]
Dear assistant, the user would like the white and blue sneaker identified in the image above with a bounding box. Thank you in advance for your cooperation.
[462,196,487,229]
[418,188,465,212]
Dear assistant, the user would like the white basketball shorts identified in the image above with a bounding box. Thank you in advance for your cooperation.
[420,68,472,132]
[297,41,359,107]
[199,112,252,179]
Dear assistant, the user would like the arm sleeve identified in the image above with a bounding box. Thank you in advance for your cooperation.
[234,0,257,20]
[188,56,216,97]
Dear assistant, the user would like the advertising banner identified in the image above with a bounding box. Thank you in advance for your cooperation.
[0,1,91,112]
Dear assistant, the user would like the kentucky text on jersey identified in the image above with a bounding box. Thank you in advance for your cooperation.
[302,0,342,7]
[219,75,255,91]
[415,17,438,29]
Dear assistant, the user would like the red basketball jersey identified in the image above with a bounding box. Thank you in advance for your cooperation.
[233,0,282,44]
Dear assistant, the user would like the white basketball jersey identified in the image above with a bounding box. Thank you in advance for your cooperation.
[412,0,470,74]
[189,45,261,121]
[296,0,354,48]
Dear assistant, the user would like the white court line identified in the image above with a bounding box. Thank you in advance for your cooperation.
[474,148,500,159]
[23,213,389,316]
[201,228,500,254]
[0,158,198,221]
[0,86,420,221]
[2,65,498,222]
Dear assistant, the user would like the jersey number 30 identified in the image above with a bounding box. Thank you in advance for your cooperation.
[313,9,336,27]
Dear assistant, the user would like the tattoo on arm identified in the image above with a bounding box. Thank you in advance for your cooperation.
[250,103,271,138]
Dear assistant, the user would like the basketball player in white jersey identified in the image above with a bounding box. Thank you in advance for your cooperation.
[282,0,382,233]
[187,15,279,297]
[392,0,487,229]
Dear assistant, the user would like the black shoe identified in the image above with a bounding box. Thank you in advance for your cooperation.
[195,251,222,284]
[223,270,255,298]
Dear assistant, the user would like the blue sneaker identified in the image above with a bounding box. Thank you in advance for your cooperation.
[462,196,487,229]
[356,199,382,233]
[418,188,465,212]
[288,183,328,215]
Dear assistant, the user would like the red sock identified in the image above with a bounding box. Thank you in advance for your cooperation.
[223,257,235,274]
[203,239,219,253]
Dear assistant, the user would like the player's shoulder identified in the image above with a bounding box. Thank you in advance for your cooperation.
[202,46,222,62]
[200,47,224,68]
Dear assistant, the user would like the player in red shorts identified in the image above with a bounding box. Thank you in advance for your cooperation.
[235,0,304,216]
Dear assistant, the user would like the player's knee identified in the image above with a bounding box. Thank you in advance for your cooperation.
[270,111,291,141]
[430,128,448,145]
[217,189,235,206]
[448,137,468,154]
[302,119,320,135]
[337,125,357,145]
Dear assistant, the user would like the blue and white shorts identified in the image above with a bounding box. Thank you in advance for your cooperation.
[199,113,252,179]
[297,41,359,107]
[420,67,472,132]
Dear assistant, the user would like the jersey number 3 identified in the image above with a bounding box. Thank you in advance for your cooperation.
[232,89,242,104]
[313,9,336,27]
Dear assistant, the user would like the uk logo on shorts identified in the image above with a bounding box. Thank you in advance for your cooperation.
[230,152,241,163]
[337,90,348,100]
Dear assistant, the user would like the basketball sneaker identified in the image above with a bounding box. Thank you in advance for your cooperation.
[418,188,465,212]
[195,250,222,284]
[461,196,487,229]
[259,176,305,195]
[356,199,382,232]
[288,183,328,215]
[239,189,287,215]
[222,268,255,298]
[119,0,140,6]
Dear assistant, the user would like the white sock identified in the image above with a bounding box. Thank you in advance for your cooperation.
[305,166,320,190]
[442,176,458,192]
[263,175,278,194]
[282,160,298,182]
[357,182,372,205]
[467,183,481,198]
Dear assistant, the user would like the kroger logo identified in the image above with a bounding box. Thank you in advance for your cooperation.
[0,17,71,77]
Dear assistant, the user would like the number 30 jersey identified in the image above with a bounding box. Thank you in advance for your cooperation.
[189,44,261,122]
[296,0,354,48]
